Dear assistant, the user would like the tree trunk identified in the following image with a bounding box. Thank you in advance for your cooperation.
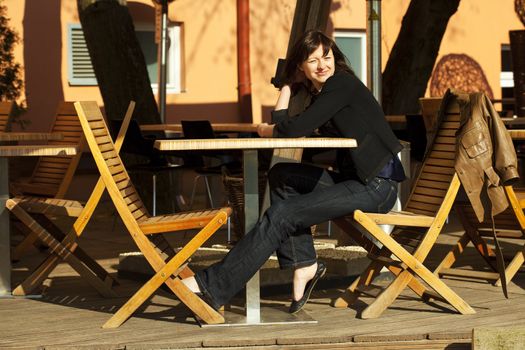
[77,0,180,214]
[77,0,160,125]
[382,0,460,115]
[237,0,253,122]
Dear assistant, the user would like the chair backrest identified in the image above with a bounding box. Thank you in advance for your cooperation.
[180,120,215,139]
[419,97,442,132]
[74,101,150,225]
[111,119,155,158]
[19,102,85,198]
[180,120,220,167]
[405,94,461,216]
[0,101,14,132]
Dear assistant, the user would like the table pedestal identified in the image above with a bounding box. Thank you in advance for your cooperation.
[199,150,317,326]
[200,305,316,327]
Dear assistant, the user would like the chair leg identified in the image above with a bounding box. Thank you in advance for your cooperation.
[332,260,383,308]
[189,174,232,241]
[354,211,475,317]
[152,173,157,216]
[189,175,201,209]
[102,210,228,328]
[203,175,214,208]
[11,227,39,261]
[361,270,414,319]
[434,232,472,274]
[7,201,117,297]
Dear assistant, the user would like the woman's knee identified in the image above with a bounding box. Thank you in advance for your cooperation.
[265,200,296,230]
[268,163,296,189]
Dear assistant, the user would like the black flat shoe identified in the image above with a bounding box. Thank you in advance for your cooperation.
[195,291,221,312]
[289,261,327,314]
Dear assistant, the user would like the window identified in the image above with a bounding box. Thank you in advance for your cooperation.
[334,30,367,84]
[67,23,182,93]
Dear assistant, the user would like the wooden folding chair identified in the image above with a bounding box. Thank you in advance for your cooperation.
[10,102,88,260]
[331,93,476,318]
[435,184,525,287]
[6,101,136,297]
[10,102,85,198]
[0,101,14,132]
[73,101,230,328]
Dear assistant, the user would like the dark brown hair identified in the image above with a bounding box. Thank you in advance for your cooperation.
[283,30,354,86]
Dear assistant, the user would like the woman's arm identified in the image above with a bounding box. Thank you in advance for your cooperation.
[274,74,349,138]
[257,85,293,137]
[274,85,292,111]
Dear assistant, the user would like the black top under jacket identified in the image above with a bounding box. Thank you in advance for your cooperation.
[271,71,405,184]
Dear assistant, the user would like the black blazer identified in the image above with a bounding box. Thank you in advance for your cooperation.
[272,71,403,184]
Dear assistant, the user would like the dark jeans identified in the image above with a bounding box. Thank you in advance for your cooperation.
[194,162,398,309]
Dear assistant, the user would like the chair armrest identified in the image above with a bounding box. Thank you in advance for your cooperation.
[355,210,435,227]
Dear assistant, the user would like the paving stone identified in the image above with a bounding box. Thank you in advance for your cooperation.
[473,326,525,350]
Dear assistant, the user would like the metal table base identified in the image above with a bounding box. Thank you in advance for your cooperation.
[199,304,317,327]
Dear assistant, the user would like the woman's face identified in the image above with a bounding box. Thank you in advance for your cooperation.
[299,45,335,91]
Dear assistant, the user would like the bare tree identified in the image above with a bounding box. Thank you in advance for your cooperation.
[382,0,461,115]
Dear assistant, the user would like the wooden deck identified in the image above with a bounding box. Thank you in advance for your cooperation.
[2,203,525,350]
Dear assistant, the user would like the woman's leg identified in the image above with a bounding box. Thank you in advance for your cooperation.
[268,163,337,270]
[192,175,398,309]
[268,163,336,302]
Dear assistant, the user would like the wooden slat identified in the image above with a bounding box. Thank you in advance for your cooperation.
[439,268,499,281]
[422,165,456,175]
[0,145,78,156]
[0,101,13,132]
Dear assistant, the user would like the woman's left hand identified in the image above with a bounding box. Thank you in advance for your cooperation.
[257,123,275,138]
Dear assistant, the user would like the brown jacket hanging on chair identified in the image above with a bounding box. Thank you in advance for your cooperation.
[451,88,519,297]
[453,89,519,222]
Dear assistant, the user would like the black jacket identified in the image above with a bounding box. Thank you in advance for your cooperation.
[272,71,403,184]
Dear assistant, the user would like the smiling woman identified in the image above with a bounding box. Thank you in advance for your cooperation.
[182,30,406,315]
[298,45,335,91]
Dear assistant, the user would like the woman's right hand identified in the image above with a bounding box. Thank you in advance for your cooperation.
[257,123,275,138]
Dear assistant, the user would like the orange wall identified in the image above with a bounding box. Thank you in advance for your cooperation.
[4,0,523,130]
[382,0,524,98]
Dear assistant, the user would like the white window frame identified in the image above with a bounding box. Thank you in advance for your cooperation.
[334,30,367,84]
[501,71,514,88]
[68,23,182,93]
[135,23,182,94]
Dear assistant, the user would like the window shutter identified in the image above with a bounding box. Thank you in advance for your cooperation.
[68,24,97,85]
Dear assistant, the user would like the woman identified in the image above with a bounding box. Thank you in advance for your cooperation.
[183,30,405,314]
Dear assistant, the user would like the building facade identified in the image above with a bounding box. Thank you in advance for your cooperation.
[4,0,523,131]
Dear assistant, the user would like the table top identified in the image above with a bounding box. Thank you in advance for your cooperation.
[0,145,78,157]
[508,129,525,140]
[0,132,63,142]
[502,118,525,127]
[141,123,259,133]
[143,119,408,134]
[154,137,357,151]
